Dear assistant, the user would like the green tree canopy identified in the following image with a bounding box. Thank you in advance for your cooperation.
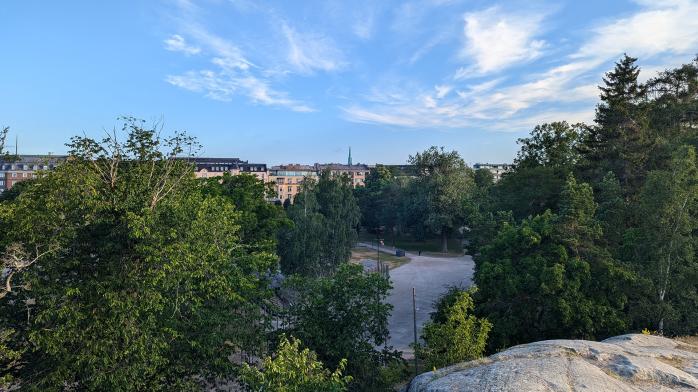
[0,118,277,391]
[476,176,630,350]
[240,335,351,392]
[630,145,698,334]
[278,171,359,277]
[409,147,474,252]
[284,264,400,391]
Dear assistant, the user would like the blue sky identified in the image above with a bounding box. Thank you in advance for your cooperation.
[2,0,697,165]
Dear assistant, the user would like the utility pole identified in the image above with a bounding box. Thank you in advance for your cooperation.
[412,287,419,378]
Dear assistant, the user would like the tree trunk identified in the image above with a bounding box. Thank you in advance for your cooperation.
[441,230,448,253]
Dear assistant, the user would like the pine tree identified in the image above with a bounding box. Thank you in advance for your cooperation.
[581,54,651,195]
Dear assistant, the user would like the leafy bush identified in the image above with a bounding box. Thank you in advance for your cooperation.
[241,335,351,392]
[415,288,491,369]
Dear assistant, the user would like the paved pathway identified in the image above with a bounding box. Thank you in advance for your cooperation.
[358,242,475,358]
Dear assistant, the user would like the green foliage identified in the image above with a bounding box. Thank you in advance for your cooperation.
[475,176,630,350]
[355,166,394,231]
[278,170,360,276]
[0,328,21,388]
[201,172,288,252]
[473,168,494,189]
[492,122,587,220]
[515,122,587,169]
[284,264,400,391]
[415,288,491,369]
[409,146,474,252]
[629,146,698,334]
[0,118,276,391]
[491,165,568,220]
[580,54,652,194]
[240,335,351,392]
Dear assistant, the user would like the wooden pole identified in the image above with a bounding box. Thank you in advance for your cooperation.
[413,287,419,377]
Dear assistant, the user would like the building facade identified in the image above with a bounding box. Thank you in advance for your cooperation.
[268,164,317,204]
[0,155,65,193]
[189,157,268,182]
[473,163,513,182]
[314,163,371,188]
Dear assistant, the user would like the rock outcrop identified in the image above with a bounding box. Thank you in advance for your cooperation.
[407,334,698,391]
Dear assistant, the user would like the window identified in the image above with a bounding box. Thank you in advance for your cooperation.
[287,186,292,192]
[11,173,17,178]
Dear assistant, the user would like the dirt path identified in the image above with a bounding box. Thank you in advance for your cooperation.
[358,242,474,358]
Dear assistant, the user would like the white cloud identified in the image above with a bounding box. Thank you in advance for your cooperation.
[575,0,698,61]
[353,11,375,40]
[434,85,452,99]
[165,22,313,112]
[166,68,314,112]
[345,1,697,131]
[461,7,547,74]
[281,23,345,74]
[164,34,201,55]
[163,0,316,112]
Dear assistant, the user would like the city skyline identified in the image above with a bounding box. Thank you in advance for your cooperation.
[2,0,697,165]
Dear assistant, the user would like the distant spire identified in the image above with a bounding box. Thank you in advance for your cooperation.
[348,146,352,166]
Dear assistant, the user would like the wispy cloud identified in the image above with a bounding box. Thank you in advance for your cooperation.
[575,0,698,60]
[166,69,313,112]
[281,22,345,74]
[344,1,698,132]
[352,10,375,40]
[163,34,200,55]
[164,3,314,112]
[459,7,547,75]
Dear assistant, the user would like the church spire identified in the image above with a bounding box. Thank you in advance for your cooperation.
[348,146,352,166]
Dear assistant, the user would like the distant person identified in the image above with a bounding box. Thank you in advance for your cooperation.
[418,249,422,256]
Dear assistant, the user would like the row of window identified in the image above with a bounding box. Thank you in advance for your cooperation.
[1,164,52,171]
[3,172,36,178]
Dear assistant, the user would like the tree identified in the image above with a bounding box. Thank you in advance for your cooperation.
[201,172,288,253]
[0,126,8,156]
[415,287,491,369]
[473,168,494,189]
[409,147,473,252]
[475,176,629,350]
[284,264,400,391]
[631,146,698,334]
[581,54,651,194]
[355,166,393,232]
[278,171,360,277]
[0,328,21,389]
[0,118,277,390]
[491,165,568,220]
[595,172,627,252]
[240,335,351,392]
[515,122,587,169]
[492,122,587,221]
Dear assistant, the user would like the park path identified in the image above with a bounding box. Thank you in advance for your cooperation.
[357,242,475,359]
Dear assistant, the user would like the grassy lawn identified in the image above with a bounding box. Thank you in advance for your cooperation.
[358,231,464,256]
[351,246,410,269]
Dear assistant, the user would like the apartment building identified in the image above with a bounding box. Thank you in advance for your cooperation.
[315,163,371,188]
[473,162,513,182]
[268,164,317,203]
[189,157,268,182]
[0,155,65,193]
